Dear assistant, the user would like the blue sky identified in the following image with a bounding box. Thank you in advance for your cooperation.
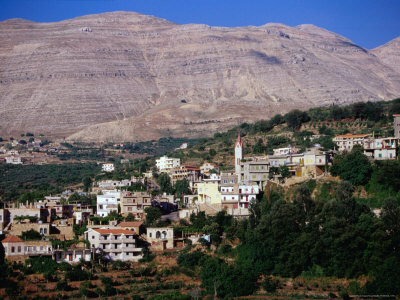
[0,0,399,49]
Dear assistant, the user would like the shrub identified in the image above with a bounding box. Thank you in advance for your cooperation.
[177,251,204,269]
[147,291,191,300]
[56,280,70,291]
[262,276,278,293]
[65,269,90,281]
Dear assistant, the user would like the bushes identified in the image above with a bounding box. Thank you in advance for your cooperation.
[147,291,191,300]
[65,269,90,282]
[24,257,58,274]
[199,256,257,298]
[111,260,130,270]
[56,280,71,291]
[262,276,278,293]
[20,229,42,241]
[177,251,204,269]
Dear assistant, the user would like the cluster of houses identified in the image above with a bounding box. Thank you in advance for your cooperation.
[1,116,400,264]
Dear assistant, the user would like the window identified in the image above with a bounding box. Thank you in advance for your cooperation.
[11,247,15,253]
[128,207,132,211]
[230,179,234,183]
[18,246,21,252]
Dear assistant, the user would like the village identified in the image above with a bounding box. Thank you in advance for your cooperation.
[1,115,400,264]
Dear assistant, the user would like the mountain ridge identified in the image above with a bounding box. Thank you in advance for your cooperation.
[0,11,399,142]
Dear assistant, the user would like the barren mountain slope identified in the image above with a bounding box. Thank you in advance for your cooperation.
[0,12,399,141]
[372,36,400,74]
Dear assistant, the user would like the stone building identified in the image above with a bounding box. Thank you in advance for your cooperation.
[146,227,174,250]
[120,191,152,219]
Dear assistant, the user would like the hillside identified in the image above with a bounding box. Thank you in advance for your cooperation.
[169,99,400,169]
[0,12,399,142]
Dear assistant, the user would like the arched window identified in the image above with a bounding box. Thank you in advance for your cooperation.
[162,231,167,239]
[156,231,161,239]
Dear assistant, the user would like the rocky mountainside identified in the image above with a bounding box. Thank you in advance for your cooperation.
[0,11,399,142]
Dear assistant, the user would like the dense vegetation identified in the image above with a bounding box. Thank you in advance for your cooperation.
[119,137,197,157]
[0,162,100,202]
[232,182,400,295]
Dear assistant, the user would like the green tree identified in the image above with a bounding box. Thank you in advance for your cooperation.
[330,147,372,186]
[125,213,135,221]
[209,148,217,157]
[144,207,162,225]
[285,109,310,130]
[157,172,173,194]
[20,229,42,240]
[174,178,190,199]
[278,165,290,179]
[83,176,92,192]
[253,138,265,154]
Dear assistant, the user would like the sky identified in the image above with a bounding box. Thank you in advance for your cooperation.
[0,0,399,49]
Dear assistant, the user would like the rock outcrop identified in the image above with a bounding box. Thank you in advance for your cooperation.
[0,12,399,141]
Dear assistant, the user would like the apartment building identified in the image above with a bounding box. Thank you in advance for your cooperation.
[102,163,115,172]
[170,166,201,184]
[97,191,121,217]
[239,159,269,189]
[364,137,398,160]
[200,162,220,176]
[333,133,370,151]
[85,228,142,261]
[156,156,180,172]
[120,191,152,219]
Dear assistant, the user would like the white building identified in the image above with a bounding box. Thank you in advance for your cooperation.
[394,114,400,138]
[85,228,142,261]
[273,147,298,156]
[54,248,92,264]
[200,162,220,176]
[333,134,369,151]
[97,179,132,189]
[5,156,22,164]
[102,163,115,172]
[97,191,121,217]
[155,156,180,172]
[235,130,243,177]
[238,184,259,208]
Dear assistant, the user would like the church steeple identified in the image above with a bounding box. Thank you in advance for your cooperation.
[236,129,242,147]
[235,129,243,177]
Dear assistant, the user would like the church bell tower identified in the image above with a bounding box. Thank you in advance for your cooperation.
[235,129,243,177]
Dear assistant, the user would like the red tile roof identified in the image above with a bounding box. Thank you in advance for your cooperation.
[118,221,143,227]
[2,235,23,243]
[93,229,134,235]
